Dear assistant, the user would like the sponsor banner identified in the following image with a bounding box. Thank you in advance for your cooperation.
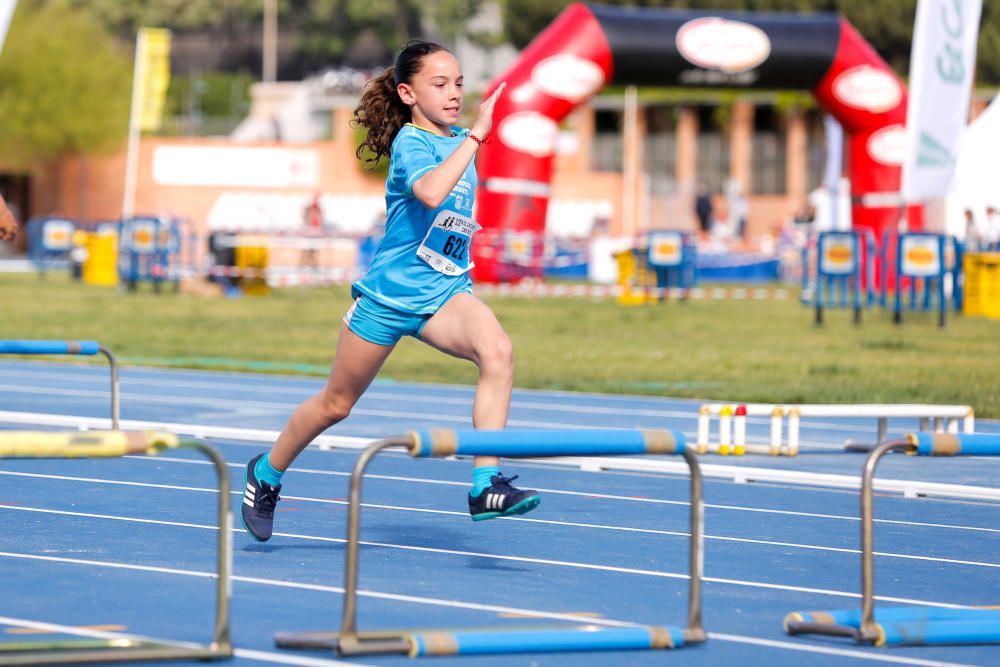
[590,5,840,88]
[819,233,856,275]
[901,0,983,202]
[0,0,14,55]
[676,18,771,74]
[153,146,320,188]
[42,220,75,252]
[128,220,157,254]
[900,235,941,277]
[648,232,684,267]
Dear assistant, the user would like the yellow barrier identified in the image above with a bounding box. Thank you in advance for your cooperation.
[0,430,179,458]
[963,252,1000,319]
[236,243,270,296]
[615,248,658,305]
[83,232,119,287]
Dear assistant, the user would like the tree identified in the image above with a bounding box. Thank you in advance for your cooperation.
[0,3,132,169]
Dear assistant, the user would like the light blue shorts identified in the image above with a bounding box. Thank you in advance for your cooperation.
[342,294,433,346]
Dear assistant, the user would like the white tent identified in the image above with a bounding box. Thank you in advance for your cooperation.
[946,93,1000,243]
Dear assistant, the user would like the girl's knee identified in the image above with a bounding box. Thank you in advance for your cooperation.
[478,333,514,375]
[318,392,354,424]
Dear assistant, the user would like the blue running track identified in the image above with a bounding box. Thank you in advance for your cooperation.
[1,360,998,666]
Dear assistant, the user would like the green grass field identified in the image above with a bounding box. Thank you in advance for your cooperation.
[2,272,998,416]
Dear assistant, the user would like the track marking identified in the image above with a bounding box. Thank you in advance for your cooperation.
[1,502,993,604]
[4,500,999,572]
[0,558,984,667]
[8,460,1000,537]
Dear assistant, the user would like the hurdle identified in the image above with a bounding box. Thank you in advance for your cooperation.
[0,340,120,430]
[696,403,975,456]
[784,432,1000,647]
[275,428,706,657]
[0,430,232,665]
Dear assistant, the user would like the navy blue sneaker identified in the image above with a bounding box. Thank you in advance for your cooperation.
[241,453,281,541]
[468,473,540,521]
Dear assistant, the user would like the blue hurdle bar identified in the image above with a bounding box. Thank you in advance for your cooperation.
[275,428,704,658]
[785,432,1000,647]
[0,340,119,429]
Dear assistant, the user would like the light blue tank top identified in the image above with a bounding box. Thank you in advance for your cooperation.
[352,124,477,314]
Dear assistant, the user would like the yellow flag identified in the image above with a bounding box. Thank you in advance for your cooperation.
[137,27,171,132]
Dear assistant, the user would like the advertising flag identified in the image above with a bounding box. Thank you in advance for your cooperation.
[901,0,983,202]
[135,27,172,132]
[0,0,16,55]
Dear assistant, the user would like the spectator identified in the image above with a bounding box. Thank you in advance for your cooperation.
[964,209,981,251]
[694,184,713,237]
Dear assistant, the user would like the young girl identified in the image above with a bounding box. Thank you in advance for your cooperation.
[241,41,540,541]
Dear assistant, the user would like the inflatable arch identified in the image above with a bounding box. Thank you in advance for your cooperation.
[473,2,918,282]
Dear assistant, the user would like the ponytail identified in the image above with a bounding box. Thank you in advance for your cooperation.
[352,67,410,167]
[352,40,449,168]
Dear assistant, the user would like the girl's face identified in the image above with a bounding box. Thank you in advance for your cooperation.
[397,50,463,135]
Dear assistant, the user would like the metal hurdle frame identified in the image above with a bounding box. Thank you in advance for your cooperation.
[697,403,975,456]
[785,432,1000,647]
[0,341,120,430]
[276,428,706,658]
[0,430,232,665]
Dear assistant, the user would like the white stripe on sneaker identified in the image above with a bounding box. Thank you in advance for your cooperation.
[243,497,253,508]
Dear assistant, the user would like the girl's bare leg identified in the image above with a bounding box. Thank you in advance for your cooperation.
[268,323,395,470]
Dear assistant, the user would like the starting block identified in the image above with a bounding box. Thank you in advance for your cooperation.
[785,432,1000,647]
[0,430,233,665]
[276,428,706,657]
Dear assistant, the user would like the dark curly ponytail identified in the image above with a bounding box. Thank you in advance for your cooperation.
[353,40,448,167]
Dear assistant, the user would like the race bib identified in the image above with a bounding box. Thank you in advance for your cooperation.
[416,210,480,275]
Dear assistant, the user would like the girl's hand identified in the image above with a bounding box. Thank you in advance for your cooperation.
[471,82,506,139]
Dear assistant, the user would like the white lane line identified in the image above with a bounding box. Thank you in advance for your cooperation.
[8,372,993,440]
[5,410,999,501]
[10,452,1000,536]
[0,616,368,666]
[5,501,999,573]
[0,555,983,667]
[0,383,593,428]
[707,633,982,667]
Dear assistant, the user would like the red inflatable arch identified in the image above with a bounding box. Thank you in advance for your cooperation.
[473,2,918,282]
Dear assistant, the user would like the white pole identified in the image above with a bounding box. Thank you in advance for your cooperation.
[122,30,147,221]
[622,85,638,238]
[263,0,277,83]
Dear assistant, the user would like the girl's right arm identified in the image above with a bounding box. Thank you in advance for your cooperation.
[411,83,505,209]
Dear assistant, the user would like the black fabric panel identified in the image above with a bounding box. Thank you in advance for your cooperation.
[588,4,841,89]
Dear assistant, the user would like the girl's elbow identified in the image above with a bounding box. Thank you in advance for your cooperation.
[414,187,444,209]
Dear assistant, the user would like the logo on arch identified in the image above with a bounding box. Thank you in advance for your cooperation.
[498,112,559,158]
[866,125,907,166]
[832,65,902,114]
[531,54,606,102]
[676,18,771,74]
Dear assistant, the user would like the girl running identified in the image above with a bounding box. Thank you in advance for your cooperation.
[241,40,540,541]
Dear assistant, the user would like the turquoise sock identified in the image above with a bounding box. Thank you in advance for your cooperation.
[254,453,285,487]
[471,465,499,497]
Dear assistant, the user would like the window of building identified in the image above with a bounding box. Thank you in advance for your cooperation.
[695,105,728,195]
[751,105,787,195]
[591,109,623,173]
[644,105,677,194]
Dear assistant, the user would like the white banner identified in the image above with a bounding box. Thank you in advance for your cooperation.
[0,1,16,55]
[901,0,983,203]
